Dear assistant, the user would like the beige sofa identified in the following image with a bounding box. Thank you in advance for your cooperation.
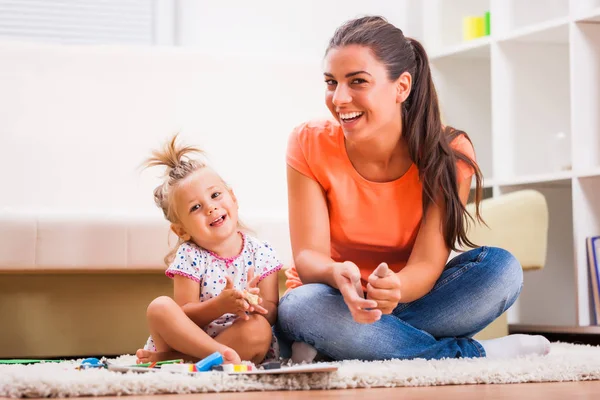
[0,215,291,358]
[468,189,549,340]
[0,190,547,358]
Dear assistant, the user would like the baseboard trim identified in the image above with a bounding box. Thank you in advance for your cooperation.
[510,324,600,346]
[510,324,600,334]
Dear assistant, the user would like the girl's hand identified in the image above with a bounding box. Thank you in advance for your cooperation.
[245,267,268,315]
[217,277,252,320]
[366,262,402,314]
[332,261,381,324]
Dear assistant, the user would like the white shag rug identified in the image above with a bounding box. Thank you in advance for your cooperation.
[1,342,600,398]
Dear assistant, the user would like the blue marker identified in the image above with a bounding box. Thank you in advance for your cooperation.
[195,352,224,372]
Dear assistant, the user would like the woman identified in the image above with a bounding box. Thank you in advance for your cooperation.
[275,16,550,361]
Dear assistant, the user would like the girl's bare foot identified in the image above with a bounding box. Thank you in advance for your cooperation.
[136,348,155,364]
[221,346,242,364]
[135,348,186,364]
[136,346,240,365]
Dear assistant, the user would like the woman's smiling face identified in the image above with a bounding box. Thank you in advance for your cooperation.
[323,44,403,142]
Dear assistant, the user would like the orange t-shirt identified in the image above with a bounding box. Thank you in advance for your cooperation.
[285,119,477,291]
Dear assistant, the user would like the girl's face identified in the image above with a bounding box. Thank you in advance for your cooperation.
[172,168,239,249]
[323,44,405,142]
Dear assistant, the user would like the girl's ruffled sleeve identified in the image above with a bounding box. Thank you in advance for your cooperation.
[165,242,206,282]
[253,241,284,283]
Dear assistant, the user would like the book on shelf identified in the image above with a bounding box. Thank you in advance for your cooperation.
[588,236,600,325]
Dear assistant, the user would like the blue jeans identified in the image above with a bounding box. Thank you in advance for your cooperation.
[275,247,523,361]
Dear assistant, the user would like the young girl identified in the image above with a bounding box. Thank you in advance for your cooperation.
[135,135,282,365]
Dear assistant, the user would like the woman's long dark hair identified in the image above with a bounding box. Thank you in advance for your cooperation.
[327,16,483,250]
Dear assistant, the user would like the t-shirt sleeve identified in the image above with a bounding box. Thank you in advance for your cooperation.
[451,134,477,183]
[253,241,284,283]
[165,242,206,282]
[286,123,317,181]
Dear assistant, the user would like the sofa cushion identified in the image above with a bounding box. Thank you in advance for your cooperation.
[0,212,292,272]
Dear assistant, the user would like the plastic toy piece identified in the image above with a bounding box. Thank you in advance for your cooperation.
[226,363,338,375]
[134,359,183,368]
[195,351,224,372]
[242,290,260,305]
[260,361,282,370]
[161,363,191,373]
[463,16,485,41]
[107,361,338,375]
[106,363,162,374]
[221,364,235,372]
[0,359,63,365]
[79,357,106,369]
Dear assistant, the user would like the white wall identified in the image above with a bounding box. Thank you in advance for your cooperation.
[0,41,324,220]
[0,1,418,223]
[175,0,418,61]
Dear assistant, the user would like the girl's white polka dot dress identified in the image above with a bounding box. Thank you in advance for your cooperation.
[143,232,283,353]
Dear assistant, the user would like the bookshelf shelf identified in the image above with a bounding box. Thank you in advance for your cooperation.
[571,0,600,21]
[494,37,571,178]
[430,36,491,61]
[413,0,600,327]
[578,168,600,180]
[571,21,600,173]
[575,7,600,22]
[495,172,573,187]
[510,324,600,334]
[573,176,600,325]
[431,54,492,180]
[496,178,575,323]
[497,17,569,44]
[422,0,491,55]
[500,182,576,326]
[514,0,569,29]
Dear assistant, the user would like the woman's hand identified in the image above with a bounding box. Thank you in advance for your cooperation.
[366,262,402,314]
[332,261,382,324]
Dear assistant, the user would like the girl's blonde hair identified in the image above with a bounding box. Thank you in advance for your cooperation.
[144,134,249,265]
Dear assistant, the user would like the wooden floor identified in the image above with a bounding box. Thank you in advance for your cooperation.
[49,381,599,400]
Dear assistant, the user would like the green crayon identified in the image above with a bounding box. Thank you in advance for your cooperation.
[132,359,183,368]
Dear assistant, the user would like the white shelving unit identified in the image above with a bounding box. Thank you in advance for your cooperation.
[420,0,600,327]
